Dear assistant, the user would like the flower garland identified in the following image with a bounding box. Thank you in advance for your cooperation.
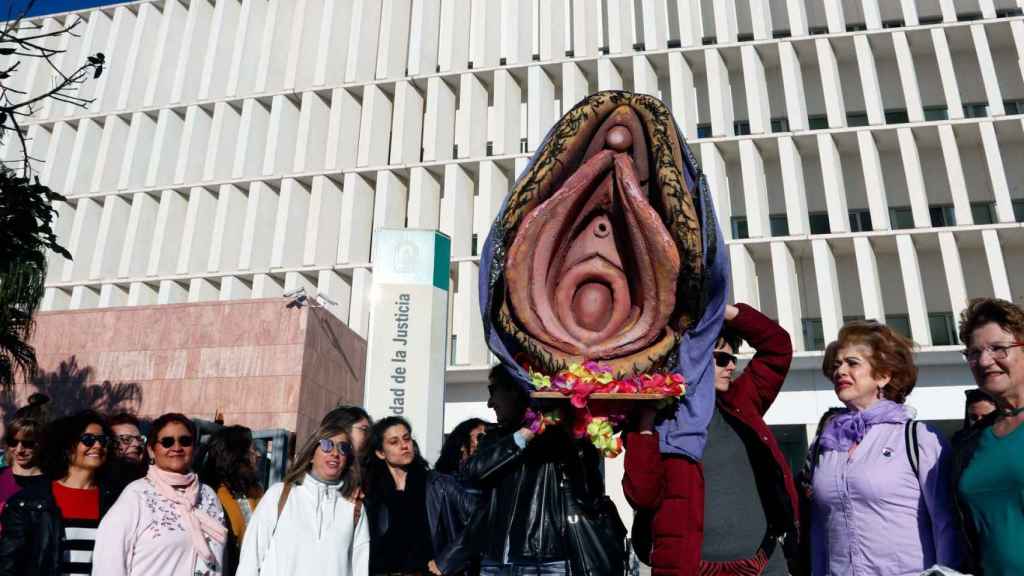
[525,361,686,457]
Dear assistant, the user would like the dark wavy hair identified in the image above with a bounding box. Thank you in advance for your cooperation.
[362,416,429,495]
[435,418,489,475]
[199,425,262,498]
[40,410,111,480]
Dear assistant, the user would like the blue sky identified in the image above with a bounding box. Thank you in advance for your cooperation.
[20,0,126,18]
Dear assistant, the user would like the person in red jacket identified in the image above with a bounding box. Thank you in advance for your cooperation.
[624,303,800,576]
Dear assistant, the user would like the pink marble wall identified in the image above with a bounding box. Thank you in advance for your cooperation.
[7,300,366,440]
[297,307,366,439]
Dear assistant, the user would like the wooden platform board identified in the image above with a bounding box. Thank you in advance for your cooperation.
[530,392,671,400]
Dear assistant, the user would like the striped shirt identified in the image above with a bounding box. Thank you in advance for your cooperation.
[51,481,100,576]
[61,517,99,575]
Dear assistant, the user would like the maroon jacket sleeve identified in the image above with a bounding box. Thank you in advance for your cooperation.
[622,431,664,510]
[720,303,794,416]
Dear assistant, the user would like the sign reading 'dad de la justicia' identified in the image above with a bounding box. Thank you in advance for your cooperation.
[388,293,411,414]
[364,229,450,464]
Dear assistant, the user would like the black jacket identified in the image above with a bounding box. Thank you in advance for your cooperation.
[365,464,434,573]
[462,423,604,566]
[426,472,480,574]
[950,411,1000,575]
[0,479,118,576]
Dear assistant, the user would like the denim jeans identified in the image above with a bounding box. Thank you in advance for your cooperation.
[479,560,570,576]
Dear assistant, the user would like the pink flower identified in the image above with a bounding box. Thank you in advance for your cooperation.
[614,381,638,394]
[570,381,597,408]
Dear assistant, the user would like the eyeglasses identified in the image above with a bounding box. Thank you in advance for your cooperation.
[5,438,36,450]
[157,435,195,449]
[116,434,146,446]
[714,351,738,368]
[80,433,110,448]
[318,438,353,456]
[962,342,1024,365]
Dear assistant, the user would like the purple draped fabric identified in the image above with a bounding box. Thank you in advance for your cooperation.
[817,399,911,452]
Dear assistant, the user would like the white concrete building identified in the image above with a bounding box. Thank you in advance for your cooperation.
[11,0,1024,460]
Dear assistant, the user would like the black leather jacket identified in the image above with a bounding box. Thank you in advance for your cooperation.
[0,479,117,576]
[365,464,434,574]
[426,472,481,574]
[462,423,604,566]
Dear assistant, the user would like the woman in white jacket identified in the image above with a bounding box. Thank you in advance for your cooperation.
[236,421,368,576]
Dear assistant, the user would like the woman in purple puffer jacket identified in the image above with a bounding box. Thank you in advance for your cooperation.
[808,321,961,576]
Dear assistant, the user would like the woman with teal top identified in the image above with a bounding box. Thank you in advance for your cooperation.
[953,297,1024,575]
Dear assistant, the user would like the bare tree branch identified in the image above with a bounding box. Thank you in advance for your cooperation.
[0,1,103,177]
[6,103,32,173]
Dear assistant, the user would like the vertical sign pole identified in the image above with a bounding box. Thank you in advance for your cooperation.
[364,228,450,463]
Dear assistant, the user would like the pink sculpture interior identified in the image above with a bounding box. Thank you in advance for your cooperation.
[505,106,681,365]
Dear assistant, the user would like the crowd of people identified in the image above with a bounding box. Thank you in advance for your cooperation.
[623,296,1024,576]
[0,396,502,576]
[0,296,1022,576]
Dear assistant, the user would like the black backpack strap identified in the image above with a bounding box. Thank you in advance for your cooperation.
[905,420,921,479]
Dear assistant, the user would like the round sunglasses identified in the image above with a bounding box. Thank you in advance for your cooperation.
[157,435,195,449]
[318,438,353,456]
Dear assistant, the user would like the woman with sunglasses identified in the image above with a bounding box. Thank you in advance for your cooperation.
[363,417,434,576]
[319,404,373,455]
[92,413,227,576]
[625,303,799,576]
[0,410,117,576]
[0,395,51,517]
[0,413,47,522]
[808,321,959,576]
[236,420,368,576]
[953,298,1024,575]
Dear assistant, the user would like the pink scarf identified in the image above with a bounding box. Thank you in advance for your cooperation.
[146,467,227,565]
